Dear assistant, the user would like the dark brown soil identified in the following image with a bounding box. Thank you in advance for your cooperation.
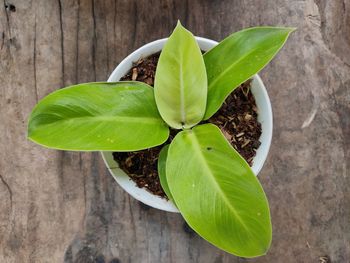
[208,79,261,164]
[120,52,159,85]
[113,53,262,198]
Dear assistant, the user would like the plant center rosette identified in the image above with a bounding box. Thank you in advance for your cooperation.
[114,53,262,198]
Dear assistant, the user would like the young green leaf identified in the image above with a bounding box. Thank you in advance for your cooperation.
[157,145,175,202]
[203,27,295,119]
[154,21,207,129]
[166,123,271,257]
[28,82,169,151]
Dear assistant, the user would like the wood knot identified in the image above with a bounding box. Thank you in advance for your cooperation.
[4,3,16,12]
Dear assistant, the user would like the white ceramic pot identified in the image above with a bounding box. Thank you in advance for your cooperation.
[101,37,273,213]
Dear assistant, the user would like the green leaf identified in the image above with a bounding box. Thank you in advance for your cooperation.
[154,21,207,129]
[166,123,271,257]
[203,27,295,119]
[28,82,169,151]
[158,145,175,201]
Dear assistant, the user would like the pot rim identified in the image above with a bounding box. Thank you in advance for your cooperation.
[101,36,272,213]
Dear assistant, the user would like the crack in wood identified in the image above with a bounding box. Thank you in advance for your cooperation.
[33,12,38,102]
[58,0,65,86]
[131,1,137,47]
[3,0,12,39]
[82,163,87,229]
[127,196,137,244]
[184,0,189,27]
[75,0,80,83]
[104,0,110,76]
[0,173,13,212]
[1,31,4,50]
[113,0,116,64]
[92,0,97,81]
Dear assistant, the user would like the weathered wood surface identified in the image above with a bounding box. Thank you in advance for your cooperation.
[0,0,349,262]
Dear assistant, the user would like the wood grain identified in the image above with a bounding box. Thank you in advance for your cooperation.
[0,0,349,262]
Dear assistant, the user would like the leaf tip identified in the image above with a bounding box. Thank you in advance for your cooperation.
[175,20,186,33]
[286,27,297,34]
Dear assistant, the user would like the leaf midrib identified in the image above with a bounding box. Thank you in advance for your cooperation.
[33,115,163,127]
[179,56,186,125]
[189,131,251,233]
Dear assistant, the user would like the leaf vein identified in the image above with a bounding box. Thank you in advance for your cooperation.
[189,132,251,233]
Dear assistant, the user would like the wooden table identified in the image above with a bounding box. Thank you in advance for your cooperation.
[1,1,349,262]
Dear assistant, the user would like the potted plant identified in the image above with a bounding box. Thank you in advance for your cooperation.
[27,22,294,258]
